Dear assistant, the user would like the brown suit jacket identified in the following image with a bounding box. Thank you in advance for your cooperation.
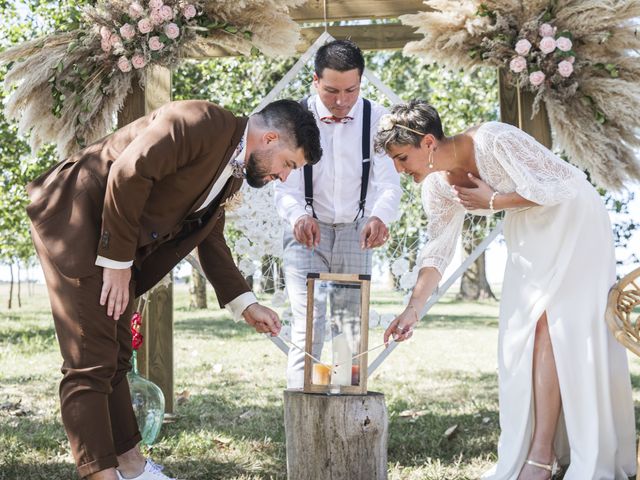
[27,100,250,303]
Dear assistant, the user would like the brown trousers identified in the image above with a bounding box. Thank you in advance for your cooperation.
[33,229,141,478]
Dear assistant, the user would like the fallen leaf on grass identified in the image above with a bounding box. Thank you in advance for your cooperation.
[238,410,256,420]
[176,390,190,405]
[398,409,428,419]
[443,424,458,439]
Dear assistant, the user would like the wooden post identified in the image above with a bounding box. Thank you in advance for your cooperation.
[498,69,552,148]
[284,390,388,480]
[118,66,174,413]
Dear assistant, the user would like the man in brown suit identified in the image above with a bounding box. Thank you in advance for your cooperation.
[27,99,321,480]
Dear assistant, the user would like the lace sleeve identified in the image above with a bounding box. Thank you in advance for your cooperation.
[416,175,466,277]
[488,122,585,206]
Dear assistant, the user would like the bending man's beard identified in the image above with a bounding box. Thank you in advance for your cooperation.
[244,149,272,188]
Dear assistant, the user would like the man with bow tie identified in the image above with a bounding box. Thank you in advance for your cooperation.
[26,98,321,480]
[274,40,401,389]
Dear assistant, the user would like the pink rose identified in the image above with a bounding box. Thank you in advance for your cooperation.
[101,38,112,53]
[137,18,153,34]
[119,23,136,40]
[182,4,197,19]
[164,22,180,39]
[529,71,546,86]
[566,56,575,64]
[539,23,556,37]
[99,26,111,40]
[159,5,174,21]
[149,0,163,9]
[117,56,132,73]
[556,36,572,52]
[539,36,557,54]
[514,39,531,56]
[131,53,147,69]
[148,36,164,51]
[150,8,164,25]
[509,56,527,73]
[557,60,574,77]
[128,2,144,19]
[108,33,122,47]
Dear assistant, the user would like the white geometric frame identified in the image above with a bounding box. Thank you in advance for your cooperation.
[189,31,505,376]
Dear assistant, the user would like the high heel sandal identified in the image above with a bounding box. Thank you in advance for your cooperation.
[524,458,559,478]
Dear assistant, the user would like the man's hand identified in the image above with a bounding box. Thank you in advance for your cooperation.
[100,267,132,321]
[293,214,320,248]
[242,303,282,336]
[360,216,389,249]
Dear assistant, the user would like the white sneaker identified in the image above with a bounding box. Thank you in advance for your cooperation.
[116,459,176,480]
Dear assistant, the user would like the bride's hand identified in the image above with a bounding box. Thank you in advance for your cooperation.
[452,173,495,210]
[383,306,419,345]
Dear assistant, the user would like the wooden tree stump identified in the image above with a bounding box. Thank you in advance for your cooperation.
[284,390,388,480]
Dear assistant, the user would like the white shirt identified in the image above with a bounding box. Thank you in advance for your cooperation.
[274,96,401,227]
[96,126,256,320]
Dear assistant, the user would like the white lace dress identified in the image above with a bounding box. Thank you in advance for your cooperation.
[417,121,636,479]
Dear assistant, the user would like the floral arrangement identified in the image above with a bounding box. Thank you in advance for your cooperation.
[0,0,305,157]
[400,0,640,190]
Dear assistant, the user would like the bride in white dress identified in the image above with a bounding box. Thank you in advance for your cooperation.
[374,99,636,480]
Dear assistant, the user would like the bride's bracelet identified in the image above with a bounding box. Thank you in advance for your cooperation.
[407,304,420,323]
[489,191,499,213]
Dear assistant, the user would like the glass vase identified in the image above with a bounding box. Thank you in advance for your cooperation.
[127,350,165,445]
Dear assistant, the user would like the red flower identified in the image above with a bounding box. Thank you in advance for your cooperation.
[131,311,144,350]
[132,332,144,350]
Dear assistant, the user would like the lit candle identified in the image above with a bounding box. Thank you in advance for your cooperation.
[312,363,331,385]
[331,333,352,386]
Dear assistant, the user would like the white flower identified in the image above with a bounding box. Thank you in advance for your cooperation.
[378,114,395,132]
[391,257,410,276]
[239,258,256,276]
[159,5,174,21]
[538,23,556,37]
[556,36,572,52]
[117,56,132,73]
[509,56,527,73]
[164,22,180,40]
[119,23,136,41]
[557,60,574,77]
[182,4,197,19]
[131,53,146,69]
[129,2,144,19]
[539,36,557,54]
[529,71,546,86]
[514,39,531,56]
[148,36,164,51]
[137,18,153,34]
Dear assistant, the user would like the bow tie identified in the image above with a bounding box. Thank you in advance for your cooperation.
[320,115,353,124]
[229,137,245,179]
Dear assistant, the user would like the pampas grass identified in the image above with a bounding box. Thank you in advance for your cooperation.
[401,0,640,191]
[0,0,304,159]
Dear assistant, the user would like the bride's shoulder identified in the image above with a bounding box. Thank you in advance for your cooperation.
[467,121,522,145]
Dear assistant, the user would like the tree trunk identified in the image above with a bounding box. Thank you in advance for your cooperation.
[189,268,207,309]
[16,262,21,308]
[458,216,496,301]
[7,263,13,309]
[284,390,388,480]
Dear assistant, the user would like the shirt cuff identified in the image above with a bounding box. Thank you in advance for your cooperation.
[289,207,310,228]
[95,256,133,269]
[225,291,258,322]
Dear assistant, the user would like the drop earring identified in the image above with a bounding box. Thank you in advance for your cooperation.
[428,148,434,169]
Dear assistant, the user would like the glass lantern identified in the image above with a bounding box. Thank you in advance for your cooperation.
[303,273,371,395]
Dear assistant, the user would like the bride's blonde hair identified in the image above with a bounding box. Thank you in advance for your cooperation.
[374,100,444,153]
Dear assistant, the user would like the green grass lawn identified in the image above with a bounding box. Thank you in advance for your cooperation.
[1,282,639,480]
